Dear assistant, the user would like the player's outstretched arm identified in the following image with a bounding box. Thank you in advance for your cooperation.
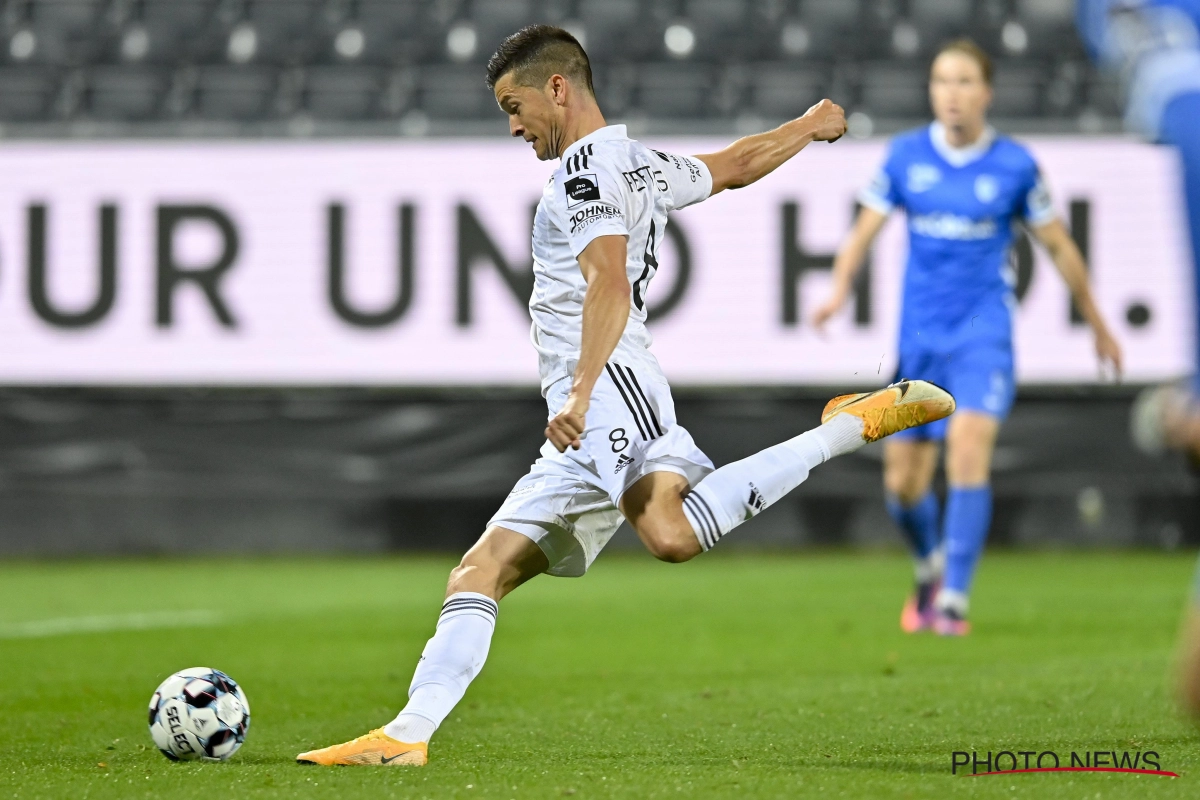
[1030,219,1123,377]
[545,235,631,452]
[695,99,847,196]
[812,207,889,331]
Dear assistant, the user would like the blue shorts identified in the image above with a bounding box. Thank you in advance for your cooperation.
[890,342,1015,441]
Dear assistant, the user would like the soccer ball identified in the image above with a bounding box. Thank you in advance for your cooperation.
[148,667,250,761]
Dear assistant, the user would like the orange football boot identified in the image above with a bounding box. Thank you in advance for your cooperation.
[821,380,955,443]
[296,729,427,766]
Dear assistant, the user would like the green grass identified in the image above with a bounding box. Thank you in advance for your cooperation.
[2,552,1199,799]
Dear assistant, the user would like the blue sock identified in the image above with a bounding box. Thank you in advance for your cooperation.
[885,492,940,560]
[942,486,993,594]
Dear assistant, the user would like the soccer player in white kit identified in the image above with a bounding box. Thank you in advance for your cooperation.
[297,25,955,767]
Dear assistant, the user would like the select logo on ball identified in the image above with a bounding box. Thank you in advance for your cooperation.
[148,668,250,762]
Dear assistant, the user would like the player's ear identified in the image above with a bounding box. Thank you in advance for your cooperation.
[547,74,569,106]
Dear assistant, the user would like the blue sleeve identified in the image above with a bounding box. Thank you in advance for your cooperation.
[858,142,904,214]
[1016,159,1057,227]
[1076,0,1117,64]
[1149,0,1200,32]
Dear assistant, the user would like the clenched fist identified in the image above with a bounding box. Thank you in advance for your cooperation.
[803,99,847,143]
[546,390,589,452]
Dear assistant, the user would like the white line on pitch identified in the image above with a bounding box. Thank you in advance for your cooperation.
[0,610,222,639]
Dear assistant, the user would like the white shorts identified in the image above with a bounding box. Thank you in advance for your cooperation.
[488,359,713,577]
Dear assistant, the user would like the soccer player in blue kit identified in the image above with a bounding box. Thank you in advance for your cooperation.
[814,40,1123,635]
[1078,0,1200,717]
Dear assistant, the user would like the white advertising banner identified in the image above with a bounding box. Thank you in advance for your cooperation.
[0,137,1190,385]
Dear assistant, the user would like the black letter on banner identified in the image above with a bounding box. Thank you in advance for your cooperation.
[327,204,416,327]
[781,202,872,326]
[1008,229,1035,303]
[156,205,239,328]
[27,204,118,328]
[950,752,969,775]
[646,221,691,323]
[455,204,535,326]
[1068,199,1090,325]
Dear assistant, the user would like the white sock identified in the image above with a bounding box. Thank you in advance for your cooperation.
[682,415,864,550]
[935,588,969,616]
[914,547,945,584]
[383,592,498,744]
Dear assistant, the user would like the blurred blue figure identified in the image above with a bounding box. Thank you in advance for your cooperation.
[1080,1,1200,393]
[814,40,1122,636]
[1084,0,1200,721]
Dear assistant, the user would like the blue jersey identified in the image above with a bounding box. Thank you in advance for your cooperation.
[860,123,1056,353]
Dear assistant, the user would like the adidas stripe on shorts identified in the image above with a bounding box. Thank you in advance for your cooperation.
[488,360,713,577]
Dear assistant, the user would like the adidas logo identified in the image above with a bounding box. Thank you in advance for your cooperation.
[747,483,766,513]
[614,454,635,474]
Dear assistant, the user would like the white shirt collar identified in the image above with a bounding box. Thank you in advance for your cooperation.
[928,121,996,168]
[561,124,627,161]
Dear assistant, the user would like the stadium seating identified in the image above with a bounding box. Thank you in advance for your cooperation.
[0,0,1119,129]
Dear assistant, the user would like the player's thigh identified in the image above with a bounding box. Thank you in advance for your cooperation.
[619,470,698,563]
[447,525,550,601]
[944,411,1001,486]
[882,438,940,502]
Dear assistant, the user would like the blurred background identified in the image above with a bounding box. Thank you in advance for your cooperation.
[0,0,1194,557]
[0,0,1122,135]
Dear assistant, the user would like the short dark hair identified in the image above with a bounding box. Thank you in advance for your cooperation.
[485,25,594,96]
[932,38,994,85]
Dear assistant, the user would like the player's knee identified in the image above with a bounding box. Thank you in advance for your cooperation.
[636,516,701,563]
[883,464,924,504]
[946,442,991,484]
[446,557,502,596]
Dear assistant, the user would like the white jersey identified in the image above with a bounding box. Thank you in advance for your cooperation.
[529,124,713,391]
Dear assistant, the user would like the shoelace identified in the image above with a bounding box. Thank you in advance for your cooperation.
[861,404,928,442]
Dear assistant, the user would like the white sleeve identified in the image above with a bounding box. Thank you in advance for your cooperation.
[650,150,713,211]
[554,158,631,257]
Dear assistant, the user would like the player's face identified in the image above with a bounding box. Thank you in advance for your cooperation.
[929,52,992,131]
[494,73,561,161]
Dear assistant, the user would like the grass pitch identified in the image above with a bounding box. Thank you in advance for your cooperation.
[2,551,1199,799]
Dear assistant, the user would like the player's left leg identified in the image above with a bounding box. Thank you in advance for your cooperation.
[381,526,548,745]
[295,526,548,766]
[934,410,1001,635]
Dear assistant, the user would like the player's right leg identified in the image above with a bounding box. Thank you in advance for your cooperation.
[882,438,943,632]
[624,381,955,560]
[295,526,547,766]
